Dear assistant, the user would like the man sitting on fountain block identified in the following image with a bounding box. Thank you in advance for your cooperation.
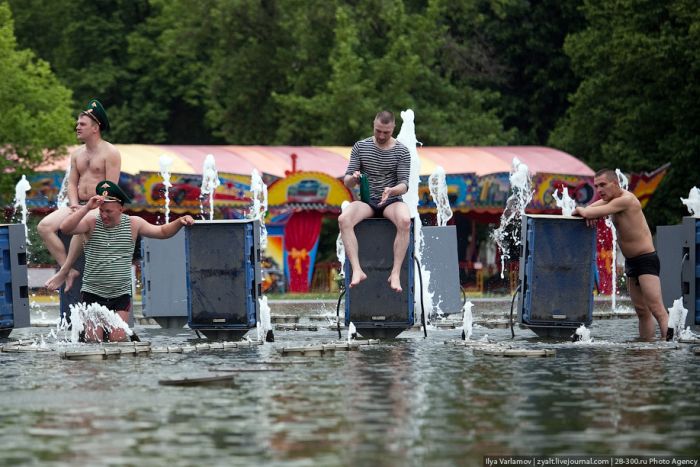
[574,169,669,341]
[338,110,411,292]
[40,99,122,292]
[60,180,195,342]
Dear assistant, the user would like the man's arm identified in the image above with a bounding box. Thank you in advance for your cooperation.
[67,153,80,207]
[575,196,631,219]
[344,143,361,189]
[104,145,121,183]
[134,215,195,240]
[60,196,100,234]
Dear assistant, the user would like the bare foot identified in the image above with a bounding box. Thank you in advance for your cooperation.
[45,269,67,291]
[64,269,80,292]
[350,270,367,288]
[388,274,402,293]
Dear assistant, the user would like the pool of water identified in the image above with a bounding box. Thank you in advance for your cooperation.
[1,301,699,466]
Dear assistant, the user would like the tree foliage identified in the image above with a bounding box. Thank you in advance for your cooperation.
[3,0,699,227]
[0,3,73,199]
[550,0,700,226]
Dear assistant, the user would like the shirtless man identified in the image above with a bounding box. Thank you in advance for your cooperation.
[575,169,669,341]
[39,99,121,291]
[338,111,411,292]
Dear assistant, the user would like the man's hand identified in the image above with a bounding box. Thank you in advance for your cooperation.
[85,195,105,210]
[380,187,392,205]
[178,215,195,226]
[574,206,599,227]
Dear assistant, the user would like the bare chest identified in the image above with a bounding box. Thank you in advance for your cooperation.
[75,151,106,177]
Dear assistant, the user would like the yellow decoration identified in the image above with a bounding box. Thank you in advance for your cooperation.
[289,248,308,275]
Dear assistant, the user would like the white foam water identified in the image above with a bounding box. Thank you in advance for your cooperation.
[615,169,629,191]
[605,216,619,311]
[56,158,71,208]
[552,187,576,216]
[248,169,268,249]
[606,167,629,312]
[462,301,474,340]
[397,109,436,321]
[667,297,688,341]
[159,155,173,223]
[201,154,220,221]
[428,166,453,226]
[574,324,593,343]
[336,201,350,279]
[256,296,272,342]
[491,158,533,278]
[13,175,31,241]
[61,302,133,343]
[348,322,357,341]
[681,186,700,217]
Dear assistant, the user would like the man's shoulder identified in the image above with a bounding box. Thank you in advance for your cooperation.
[72,144,88,157]
[100,141,121,158]
[621,190,641,206]
[354,137,374,147]
[393,140,410,154]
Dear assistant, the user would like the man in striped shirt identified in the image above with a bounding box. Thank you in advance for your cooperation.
[60,180,195,342]
[339,111,411,292]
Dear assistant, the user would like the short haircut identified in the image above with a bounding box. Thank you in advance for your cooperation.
[374,111,395,125]
[594,168,617,181]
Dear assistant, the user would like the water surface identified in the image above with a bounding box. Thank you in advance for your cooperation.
[1,302,698,466]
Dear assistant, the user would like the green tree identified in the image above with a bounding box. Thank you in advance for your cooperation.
[550,0,700,227]
[273,0,512,146]
[8,0,157,142]
[0,3,73,203]
[432,0,585,145]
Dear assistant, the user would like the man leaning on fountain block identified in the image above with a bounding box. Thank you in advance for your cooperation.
[59,180,195,342]
[39,99,122,292]
[338,110,412,293]
[574,168,669,341]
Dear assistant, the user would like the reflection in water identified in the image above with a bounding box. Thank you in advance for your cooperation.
[1,310,699,465]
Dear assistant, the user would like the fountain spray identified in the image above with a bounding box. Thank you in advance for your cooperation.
[249,169,272,342]
[249,169,268,250]
[553,187,576,216]
[56,159,71,208]
[13,175,31,241]
[201,154,220,221]
[159,155,173,223]
[461,301,473,340]
[681,187,700,217]
[397,109,434,326]
[491,158,533,278]
[606,167,629,312]
[428,166,453,227]
[336,201,350,278]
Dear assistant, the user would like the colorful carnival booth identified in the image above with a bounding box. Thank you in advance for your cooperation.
[23,145,668,293]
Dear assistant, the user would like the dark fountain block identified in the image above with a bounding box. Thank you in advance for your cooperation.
[517,215,596,338]
[0,224,29,339]
[344,218,415,339]
[186,220,262,341]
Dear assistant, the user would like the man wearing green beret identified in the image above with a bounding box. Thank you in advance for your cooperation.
[59,180,195,342]
[40,99,122,292]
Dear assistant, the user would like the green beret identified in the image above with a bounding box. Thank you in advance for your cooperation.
[96,180,130,205]
[83,99,110,132]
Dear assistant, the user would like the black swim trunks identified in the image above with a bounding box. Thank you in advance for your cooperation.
[624,251,660,278]
[365,198,402,218]
[81,292,132,312]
